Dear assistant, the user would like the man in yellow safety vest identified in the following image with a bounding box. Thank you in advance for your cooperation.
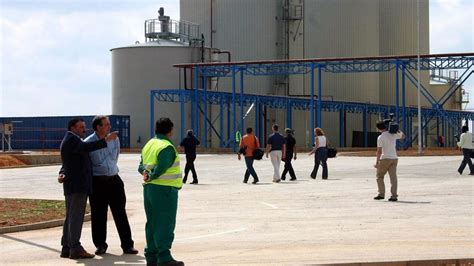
[138,117,184,266]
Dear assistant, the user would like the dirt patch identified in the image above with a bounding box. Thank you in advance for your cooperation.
[0,155,26,167]
[0,198,89,227]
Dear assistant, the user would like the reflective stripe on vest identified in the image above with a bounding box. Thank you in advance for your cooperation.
[141,138,182,188]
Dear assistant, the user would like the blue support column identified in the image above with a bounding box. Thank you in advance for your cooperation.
[203,71,208,148]
[395,61,400,122]
[194,66,199,139]
[363,106,368,147]
[240,69,244,134]
[180,90,185,141]
[402,64,406,132]
[287,100,292,129]
[339,106,345,147]
[256,97,261,145]
[227,102,231,147]
[407,115,412,148]
[219,95,224,148]
[232,66,237,149]
[150,91,155,138]
[436,117,440,147]
[424,117,429,148]
[317,65,323,128]
[310,63,315,143]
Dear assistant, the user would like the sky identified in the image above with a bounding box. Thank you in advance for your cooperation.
[0,0,473,117]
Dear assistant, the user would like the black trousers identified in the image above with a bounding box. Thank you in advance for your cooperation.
[311,147,328,179]
[183,154,197,182]
[281,152,296,180]
[89,175,134,250]
[458,148,474,174]
[61,193,88,253]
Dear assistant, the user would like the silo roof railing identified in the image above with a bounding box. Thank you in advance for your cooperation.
[145,18,201,43]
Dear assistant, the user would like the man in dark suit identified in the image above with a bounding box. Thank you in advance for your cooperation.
[58,118,117,259]
[179,129,200,184]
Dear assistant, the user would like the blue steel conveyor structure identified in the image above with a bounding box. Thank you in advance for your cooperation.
[150,53,474,149]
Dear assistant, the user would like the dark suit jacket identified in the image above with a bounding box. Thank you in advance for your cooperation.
[59,131,107,195]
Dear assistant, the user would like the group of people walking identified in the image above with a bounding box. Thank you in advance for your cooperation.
[238,124,329,184]
[58,115,470,266]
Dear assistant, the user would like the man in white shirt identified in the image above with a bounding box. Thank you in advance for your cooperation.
[456,125,474,175]
[374,120,405,202]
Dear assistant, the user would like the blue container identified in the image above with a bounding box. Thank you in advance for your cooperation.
[0,115,130,150]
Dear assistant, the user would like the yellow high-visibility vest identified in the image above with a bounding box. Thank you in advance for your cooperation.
[141,138,182,188]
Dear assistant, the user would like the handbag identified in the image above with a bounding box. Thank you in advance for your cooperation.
[252,136,264,160]
[325,137,337,158]
[327,147,337,158]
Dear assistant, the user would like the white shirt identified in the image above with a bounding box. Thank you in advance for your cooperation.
[457,132,473,149]
[316,136,327,148]
[377,131,403,159]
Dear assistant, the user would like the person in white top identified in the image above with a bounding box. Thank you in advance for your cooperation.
[309,127,328,179]
[456,125,474,175]
[374,120,405,202]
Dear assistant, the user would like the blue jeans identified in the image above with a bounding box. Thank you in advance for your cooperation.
[244,156,259,182]
[311,147,328,179]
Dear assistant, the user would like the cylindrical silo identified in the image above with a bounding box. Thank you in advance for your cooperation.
[111,40,204,147]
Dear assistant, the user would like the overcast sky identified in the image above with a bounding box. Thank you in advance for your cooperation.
[0,0,473,117]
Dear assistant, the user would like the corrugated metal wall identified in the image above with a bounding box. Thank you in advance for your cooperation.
[0,115,130,150]
[179,0,430,147]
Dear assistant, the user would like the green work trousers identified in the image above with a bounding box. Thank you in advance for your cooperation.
[143,184,178,264]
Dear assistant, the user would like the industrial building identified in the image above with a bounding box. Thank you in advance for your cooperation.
[111,0,472,150]
[2,1,471,151]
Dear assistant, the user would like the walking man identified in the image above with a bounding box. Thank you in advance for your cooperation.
[138,117,184,266]
[84,115,138,255]
[281,128,297,181]
[179,129,200,184]
[58,118,117,259]
[238,127,260,184]
[265,124,286,183]
[373,120,405,202]
[457,125,474,175]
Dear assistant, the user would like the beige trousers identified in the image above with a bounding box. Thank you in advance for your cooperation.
[376,159,398,198]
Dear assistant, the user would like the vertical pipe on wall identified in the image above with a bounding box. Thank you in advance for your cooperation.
[219,95,224,148]
[203,71,208,148]
[194,66,199,139]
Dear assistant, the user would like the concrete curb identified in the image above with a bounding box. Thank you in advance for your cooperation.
[0,214,91,234]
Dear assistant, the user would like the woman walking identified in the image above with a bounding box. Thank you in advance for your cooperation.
[309,127,328,179]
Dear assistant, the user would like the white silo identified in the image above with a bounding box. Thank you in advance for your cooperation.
[111,9,210,147]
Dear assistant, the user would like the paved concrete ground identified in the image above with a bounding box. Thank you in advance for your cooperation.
[0,153,473,265]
